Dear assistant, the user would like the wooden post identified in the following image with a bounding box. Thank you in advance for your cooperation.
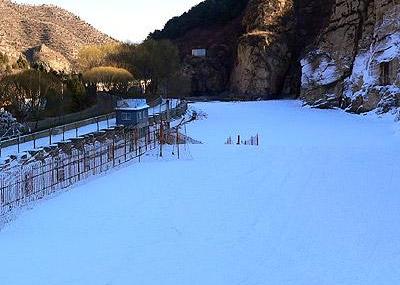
[75,124,78,138]
[77,150,81,181]
[176,128,180,159]
[33,135,36,149]
[237,135,240,145]
[112,136,115,167]
[62,126,65,141]
[124,132,127,162]
[49,129,52,145]
[145,128,148,152]
[159,123,163,157]
[96,118,100,132]
[135,129,138,156]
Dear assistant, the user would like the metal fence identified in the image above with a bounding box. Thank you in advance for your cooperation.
[0,101,188,218]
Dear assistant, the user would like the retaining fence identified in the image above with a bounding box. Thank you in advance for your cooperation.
[0,98,183,153]
[0,101,188,218]
[0,112,115,149]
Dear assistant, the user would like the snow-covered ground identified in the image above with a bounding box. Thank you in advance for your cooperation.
[1,100,400,285]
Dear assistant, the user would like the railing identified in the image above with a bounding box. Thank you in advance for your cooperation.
[0,98,185,155]
[0,101,188,220]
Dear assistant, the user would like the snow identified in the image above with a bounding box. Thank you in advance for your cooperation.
[375,32,400,63]
[301,55,340,88]
[319,6,400,103]
[1,101,400,285]
[116,99,149,111]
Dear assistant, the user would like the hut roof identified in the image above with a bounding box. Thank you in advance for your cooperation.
[116,99,149,111]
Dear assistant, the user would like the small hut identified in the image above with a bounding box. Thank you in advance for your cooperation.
[115,99,149,126]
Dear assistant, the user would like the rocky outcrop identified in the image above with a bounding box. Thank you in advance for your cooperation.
[230,0,295,98]
[26,44,71,72]
[0,0,115,70]
[171,11,246,96]
[154,0,399,114]
[301,0,400,114]
[230,0,335,98]
[157,0,333,98]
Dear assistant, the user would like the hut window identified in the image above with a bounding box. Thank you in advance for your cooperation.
[121,112,130,121]
[192,49,207,57]
[380,62,391,85]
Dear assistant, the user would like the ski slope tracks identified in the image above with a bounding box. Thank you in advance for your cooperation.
[0,100,400,285]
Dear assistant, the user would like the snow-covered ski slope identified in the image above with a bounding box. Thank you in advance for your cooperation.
[1,100,400,285]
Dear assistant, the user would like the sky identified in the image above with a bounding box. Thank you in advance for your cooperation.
[14,0,203,43]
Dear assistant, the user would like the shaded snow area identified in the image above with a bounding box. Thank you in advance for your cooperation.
[1,101,400,285]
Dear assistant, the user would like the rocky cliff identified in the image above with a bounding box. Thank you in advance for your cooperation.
[157,0,400,114]
[0,0,116,72]
[301,0,400,114]
[231,0,334,98]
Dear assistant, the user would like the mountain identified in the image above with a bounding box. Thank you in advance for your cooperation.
[0,0,116,72]
[152,0,400,115]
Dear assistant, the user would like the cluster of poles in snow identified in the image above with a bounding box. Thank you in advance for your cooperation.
[0,101,188,219]
[225,134,260,146]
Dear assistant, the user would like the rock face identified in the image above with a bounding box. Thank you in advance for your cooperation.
[301,0,400,114]
[230,0,334,98]
[175,15,245,96]
[26,44,71,72]
[157,0,334,98]
[230,0,295,98]
[156,0,400,114]
[0,0,116,71]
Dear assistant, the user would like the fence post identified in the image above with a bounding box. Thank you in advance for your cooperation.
[237,135,240,145]
[176,127,180,159]
[159,123,163,157]
[154,129,156,149]
[124,131,127,162]
[112,136,116,167]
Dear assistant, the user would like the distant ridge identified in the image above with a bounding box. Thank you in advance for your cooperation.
[0,0,117,71]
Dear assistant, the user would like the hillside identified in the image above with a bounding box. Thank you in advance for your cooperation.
[0,0,116,71]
